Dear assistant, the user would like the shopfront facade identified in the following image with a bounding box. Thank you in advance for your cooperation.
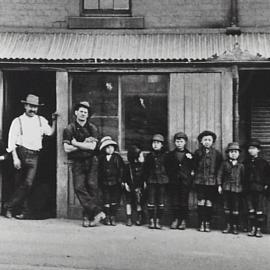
[0,31,270,230]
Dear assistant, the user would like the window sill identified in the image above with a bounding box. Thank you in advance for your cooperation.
[68,16,144,29]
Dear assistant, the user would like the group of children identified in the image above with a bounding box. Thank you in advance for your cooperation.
[97,131,270,238]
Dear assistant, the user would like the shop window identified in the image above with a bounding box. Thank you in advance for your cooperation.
[82,0,131,15]
[122,75,168,151]
[72,74,119,140]
[71,73,168,152]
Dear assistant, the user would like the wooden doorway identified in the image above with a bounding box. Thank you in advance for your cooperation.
[2,71,56,219]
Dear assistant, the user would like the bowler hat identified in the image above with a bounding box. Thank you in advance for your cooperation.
[174,132,188,141]
[99,136,118,151]
[248,139,261,149]
[152,134,165,143]
[21,94,44,106]
[226,142,241,152]
[197,130,217,143]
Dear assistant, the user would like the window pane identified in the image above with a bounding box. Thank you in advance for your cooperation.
[122,75,169,151]
[72,73,119,140]
[100,0,114,9]
[114,0,129,10]
[84,0,99,9]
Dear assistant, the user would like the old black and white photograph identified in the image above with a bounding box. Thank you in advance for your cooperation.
[0,0,269,269]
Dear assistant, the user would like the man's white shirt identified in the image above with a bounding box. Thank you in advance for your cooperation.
[8,113,52,151]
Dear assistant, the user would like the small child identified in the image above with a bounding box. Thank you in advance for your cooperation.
[98,136,125,226]
[244,139,270,237]
[194,130,223,232]
[124,145,145,226]
[217,142,244,235]
[167,132,194,230]
[142,134,169,229]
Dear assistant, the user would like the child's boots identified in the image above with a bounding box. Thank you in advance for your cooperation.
[149,218,155,229]
[126,215,132,226]
[178,219,186,230]
[222,224,231,234]
[155,218,162,229]
[170,218,179,229]
[135,211,143,226]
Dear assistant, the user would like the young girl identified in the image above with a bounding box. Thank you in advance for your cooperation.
[98,136,125,226]
[142,134,169,229]
[194,130,223,232]
[167,132,194,230]
[124,145,145,226]
[218,142,244,234]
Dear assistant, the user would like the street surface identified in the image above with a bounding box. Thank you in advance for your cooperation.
[0,217,269,270]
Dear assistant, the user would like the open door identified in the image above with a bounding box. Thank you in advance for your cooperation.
[2,71,56,218]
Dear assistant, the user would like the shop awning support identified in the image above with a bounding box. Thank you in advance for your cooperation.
[232,65,240,142]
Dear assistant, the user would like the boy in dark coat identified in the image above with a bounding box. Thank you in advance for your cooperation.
[142,134,169,229]
[244,139,270,237]
[124,145,145,226]
[167,132,194,230]
[98,136,125,226]
[218,142,244,234]
[194,130,223,232]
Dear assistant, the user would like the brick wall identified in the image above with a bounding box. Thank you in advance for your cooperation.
[238,0,270,27]
[0,0,269,29]
[133,0,230,28]
[0,0,78,28]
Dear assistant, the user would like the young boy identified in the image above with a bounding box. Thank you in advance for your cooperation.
[244,139,270,237]
[217,142,244,234]
[167,132,194,230]
[124,145,145,226]
[194,130,223,232]
[98,136,125,226]
[142,134,169,229]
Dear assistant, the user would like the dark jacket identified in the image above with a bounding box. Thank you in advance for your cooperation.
[244,156,270,192]
[125,162,144,190]
[142,150,169,185]
[63,121,98,160]
[98,152,125,187]
[167,148,194,186]
[217,159,245,193]
[194,147,223,186]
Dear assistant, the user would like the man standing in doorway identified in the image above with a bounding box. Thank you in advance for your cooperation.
[5,94,57,219]
[63,101,105,227]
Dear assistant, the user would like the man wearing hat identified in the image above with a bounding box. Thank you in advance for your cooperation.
[244,139,270,237]
[5,94,58,219]
[63,101,105,227]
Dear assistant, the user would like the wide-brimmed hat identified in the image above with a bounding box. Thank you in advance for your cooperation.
[99,136,118,151]
[197,130,217,143]
[226,142,241,152]
[152,134,165,143]
[21,94,44,106]
[174,132,188,141]
[248,139,261,149]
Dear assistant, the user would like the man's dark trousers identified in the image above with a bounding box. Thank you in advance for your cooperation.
[7,146,39,213]
[72,156,101,219]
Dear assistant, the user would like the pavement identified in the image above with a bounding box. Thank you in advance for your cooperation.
[0,217,269,270]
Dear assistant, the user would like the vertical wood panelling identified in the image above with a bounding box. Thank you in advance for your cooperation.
[56,71,69,218]
[221,71,233,150]
[0,71,3,209]
[169,72,230,153]
[169,73,185,149]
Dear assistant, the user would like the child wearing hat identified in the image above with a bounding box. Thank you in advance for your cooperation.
[124,145,145,226]
[217,142,244,234]
[244,139,270,237]
[98,136,125,226]
[142,134,169,229]
[194,130,223,232]
[167,132,194,230]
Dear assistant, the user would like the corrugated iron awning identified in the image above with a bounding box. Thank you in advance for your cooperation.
[0,31,270,62]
